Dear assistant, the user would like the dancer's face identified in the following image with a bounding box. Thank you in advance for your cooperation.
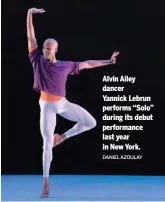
[42,39,58,60]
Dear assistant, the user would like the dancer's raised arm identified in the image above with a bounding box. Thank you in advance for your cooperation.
[27,8,45,51]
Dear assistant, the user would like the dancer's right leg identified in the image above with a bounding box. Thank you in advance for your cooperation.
[39,99,56,198]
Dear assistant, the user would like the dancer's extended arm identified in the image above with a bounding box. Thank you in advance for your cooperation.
[79,51,119,70]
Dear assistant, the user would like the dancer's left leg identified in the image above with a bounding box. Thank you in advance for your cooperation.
[54,100,96,146]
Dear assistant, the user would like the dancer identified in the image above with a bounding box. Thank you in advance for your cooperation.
[27,7,119,198]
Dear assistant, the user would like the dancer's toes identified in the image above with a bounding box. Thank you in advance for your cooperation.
[53,133,66,147]
[40,186,49,198]
[53,133,61,147]
[40,191,49,198]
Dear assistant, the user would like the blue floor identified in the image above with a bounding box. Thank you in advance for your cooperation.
[1,175,165,201]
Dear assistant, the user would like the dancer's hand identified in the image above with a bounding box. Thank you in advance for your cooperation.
[111,51,119,64]
[28,8,46,14]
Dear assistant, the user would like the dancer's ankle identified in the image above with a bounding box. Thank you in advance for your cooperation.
[43,177,49,186]
[61,134,66,140]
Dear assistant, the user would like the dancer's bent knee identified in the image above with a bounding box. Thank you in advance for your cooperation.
[85,116,97,129]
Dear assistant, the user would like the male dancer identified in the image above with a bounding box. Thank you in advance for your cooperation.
[27,7,119,198]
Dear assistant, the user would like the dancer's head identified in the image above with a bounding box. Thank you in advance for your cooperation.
[42,38,58,60]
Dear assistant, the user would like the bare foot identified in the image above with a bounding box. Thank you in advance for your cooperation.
[53,133,66,147]
[40,188,49,198]
[40,179,49,198]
